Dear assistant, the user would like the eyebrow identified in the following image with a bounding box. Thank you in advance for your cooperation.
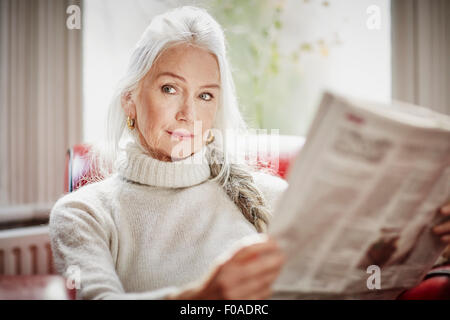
[156,71,220,89]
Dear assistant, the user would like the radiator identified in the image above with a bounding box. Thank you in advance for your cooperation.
[0,225,54,275]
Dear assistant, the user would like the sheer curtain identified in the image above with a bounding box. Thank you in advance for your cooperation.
[392,0,450,115]
[0,0,82,219]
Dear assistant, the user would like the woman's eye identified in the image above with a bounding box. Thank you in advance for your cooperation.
[161,85,176,94]
[199,92,213,101]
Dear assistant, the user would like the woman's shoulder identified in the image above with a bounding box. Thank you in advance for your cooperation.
[250,169,289,211]
[55,174,118,204]
[50,174,121,226]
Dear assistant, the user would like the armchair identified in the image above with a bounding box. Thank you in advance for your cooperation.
[64,135,449,300]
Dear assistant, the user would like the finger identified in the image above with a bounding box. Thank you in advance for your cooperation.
[259,286,274,300]
[245,286,273,300]
[232,251,285,285]
[225,275,272,299]
[441,203,450,216]
[232,267,279,299]
[240,250,285,275]
[218,250,285,299]
[441,235,450,244]
[231,239,280,263]
[216,251,284,297]
[433,220,450,235]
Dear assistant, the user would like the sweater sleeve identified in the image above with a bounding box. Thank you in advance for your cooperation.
[49,195,182,300]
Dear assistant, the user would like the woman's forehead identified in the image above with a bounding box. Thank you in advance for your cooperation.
[149,43,220,82]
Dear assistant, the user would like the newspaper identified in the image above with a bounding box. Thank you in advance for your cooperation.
[269,91,450,299]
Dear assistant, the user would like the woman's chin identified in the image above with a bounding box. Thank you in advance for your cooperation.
[167,143,204,160]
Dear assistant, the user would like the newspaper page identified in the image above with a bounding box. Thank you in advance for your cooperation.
[269,91,450,300]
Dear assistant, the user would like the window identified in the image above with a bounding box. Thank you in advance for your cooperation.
[83,0,390,141]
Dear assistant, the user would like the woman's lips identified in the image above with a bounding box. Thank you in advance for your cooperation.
[166,130,194,140]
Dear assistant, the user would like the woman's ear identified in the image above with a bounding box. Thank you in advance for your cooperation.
[121,90,137,118]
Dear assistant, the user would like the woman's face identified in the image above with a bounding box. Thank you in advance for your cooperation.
[123,42,220,161]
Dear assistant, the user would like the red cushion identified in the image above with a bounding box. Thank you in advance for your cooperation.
[397,265,450,300]
[65,144,96,193]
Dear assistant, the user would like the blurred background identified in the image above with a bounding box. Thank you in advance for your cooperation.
[0,0,449,220]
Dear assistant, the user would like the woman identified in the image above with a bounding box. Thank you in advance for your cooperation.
[49,6,450,300]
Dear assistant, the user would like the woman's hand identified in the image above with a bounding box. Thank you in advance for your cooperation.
[432,202,450,244]
[167,234,286,300]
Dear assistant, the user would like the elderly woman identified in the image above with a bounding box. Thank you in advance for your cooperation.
[49,6,450,300]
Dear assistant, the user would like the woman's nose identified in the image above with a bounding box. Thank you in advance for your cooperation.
[175,98,195,122]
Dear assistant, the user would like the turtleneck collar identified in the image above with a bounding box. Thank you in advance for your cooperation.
[116,141,211,188]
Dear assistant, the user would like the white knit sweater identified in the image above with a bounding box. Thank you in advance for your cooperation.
[49,141,288,300]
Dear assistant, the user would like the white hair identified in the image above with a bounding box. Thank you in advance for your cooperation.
[89,6,274,232]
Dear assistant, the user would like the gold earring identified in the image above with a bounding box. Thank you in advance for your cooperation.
[206,130,215,144]
[127,116,135,130]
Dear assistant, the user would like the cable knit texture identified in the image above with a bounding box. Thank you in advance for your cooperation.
[49,141,289,300]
